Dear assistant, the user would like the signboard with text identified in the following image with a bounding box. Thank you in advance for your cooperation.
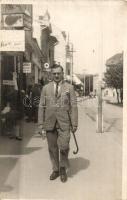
[3,80,15,86]
[3,14,24,27]
[0,30,25,51]
[2,13,32,29]
[23,62,31,73]
[44,63,49,69]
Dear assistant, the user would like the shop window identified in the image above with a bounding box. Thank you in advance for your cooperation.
[2,55,14,80]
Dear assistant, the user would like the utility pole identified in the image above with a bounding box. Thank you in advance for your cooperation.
[69,43,76,85]
[97,79,103,133]
[97,11,103,133]
[71,44,74,85]
[83,69,86,96]
[89,75,91,95]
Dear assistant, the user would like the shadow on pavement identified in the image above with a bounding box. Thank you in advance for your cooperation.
[0,157,18,193]
[0,139,42,155]
[105,100,123,107]
[33,135,43,138]
[22,147,43,154]
[68,157,90,177]
[0,121,42,195]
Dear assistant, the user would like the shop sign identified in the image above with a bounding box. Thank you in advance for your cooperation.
[3,13,24,27]
[0,30,25,51]
[2,13,32,29]
[3,80,15,85]
[44,63,49,69]
[23,62,31,73]
[44,63,51,72]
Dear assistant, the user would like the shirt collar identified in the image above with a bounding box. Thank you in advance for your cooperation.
[54,80,63,85]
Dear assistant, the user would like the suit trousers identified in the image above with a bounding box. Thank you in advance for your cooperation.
[46,124,70,171]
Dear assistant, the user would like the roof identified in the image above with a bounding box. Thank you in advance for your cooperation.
[106,53,123,67]
[50,24,66,43]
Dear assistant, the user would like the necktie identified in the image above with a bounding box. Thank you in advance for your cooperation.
[55,82,59,98]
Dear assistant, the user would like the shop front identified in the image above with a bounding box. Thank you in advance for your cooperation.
[0,30,30,136]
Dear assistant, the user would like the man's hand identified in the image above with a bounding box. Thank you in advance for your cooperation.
[1,118,6,123]
[41,129,46,140]
[37,125,46,140]
[38,124,43,130]
[71,126,77,133]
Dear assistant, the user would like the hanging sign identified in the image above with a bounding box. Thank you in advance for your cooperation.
[44,63,49,69]
[23,62,31,73]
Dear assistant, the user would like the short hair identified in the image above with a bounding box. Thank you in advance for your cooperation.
[51,64,64,72]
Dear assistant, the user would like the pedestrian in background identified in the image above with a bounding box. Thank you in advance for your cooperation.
[25,85,33,122]
[2,87,23,140]
[38,64,78,182]
[31,83,41,123]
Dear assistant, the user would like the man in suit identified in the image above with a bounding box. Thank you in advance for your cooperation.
[38,64,78,182]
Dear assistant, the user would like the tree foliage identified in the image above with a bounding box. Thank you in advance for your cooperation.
[104,64,123,103]
[104,65,123,89]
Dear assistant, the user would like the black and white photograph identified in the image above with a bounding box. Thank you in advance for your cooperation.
[0,1,127,199]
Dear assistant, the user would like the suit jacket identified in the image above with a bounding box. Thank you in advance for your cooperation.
[38,81,78,131]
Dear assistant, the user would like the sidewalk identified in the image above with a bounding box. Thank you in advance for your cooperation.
[0,105,122,200]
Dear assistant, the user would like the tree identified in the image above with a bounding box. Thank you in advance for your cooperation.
[104,64,123,103]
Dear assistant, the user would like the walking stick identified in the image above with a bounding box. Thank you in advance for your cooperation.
[68,111,79,154]
[71,130,79,154]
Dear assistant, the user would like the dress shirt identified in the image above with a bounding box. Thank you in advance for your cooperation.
[54,81,62,96]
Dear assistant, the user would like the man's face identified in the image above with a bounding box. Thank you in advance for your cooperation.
[52,67,63,83]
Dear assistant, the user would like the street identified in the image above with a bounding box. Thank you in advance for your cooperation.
[0,98,122,200]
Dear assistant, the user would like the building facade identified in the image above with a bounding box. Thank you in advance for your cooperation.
[0,4,44,135]
[39,11,58,84]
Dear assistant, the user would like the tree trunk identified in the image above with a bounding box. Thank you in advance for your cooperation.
[116,88,119,103]
[120,88,123,104]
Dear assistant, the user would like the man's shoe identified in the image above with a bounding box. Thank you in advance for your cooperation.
[9,135,15,139]
[16,136,22,141]
[60,167,67,182]
[50,171,59,180]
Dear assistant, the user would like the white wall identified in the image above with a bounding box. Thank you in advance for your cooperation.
[54,40,66,72]
[52,25,66,72]
[103,88,121,103]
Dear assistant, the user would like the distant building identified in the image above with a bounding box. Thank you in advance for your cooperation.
[39,10,58,84]
[52,26,67,72]
[93,74,99,95]
[76,73,99,96]
[39,11,58,66]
